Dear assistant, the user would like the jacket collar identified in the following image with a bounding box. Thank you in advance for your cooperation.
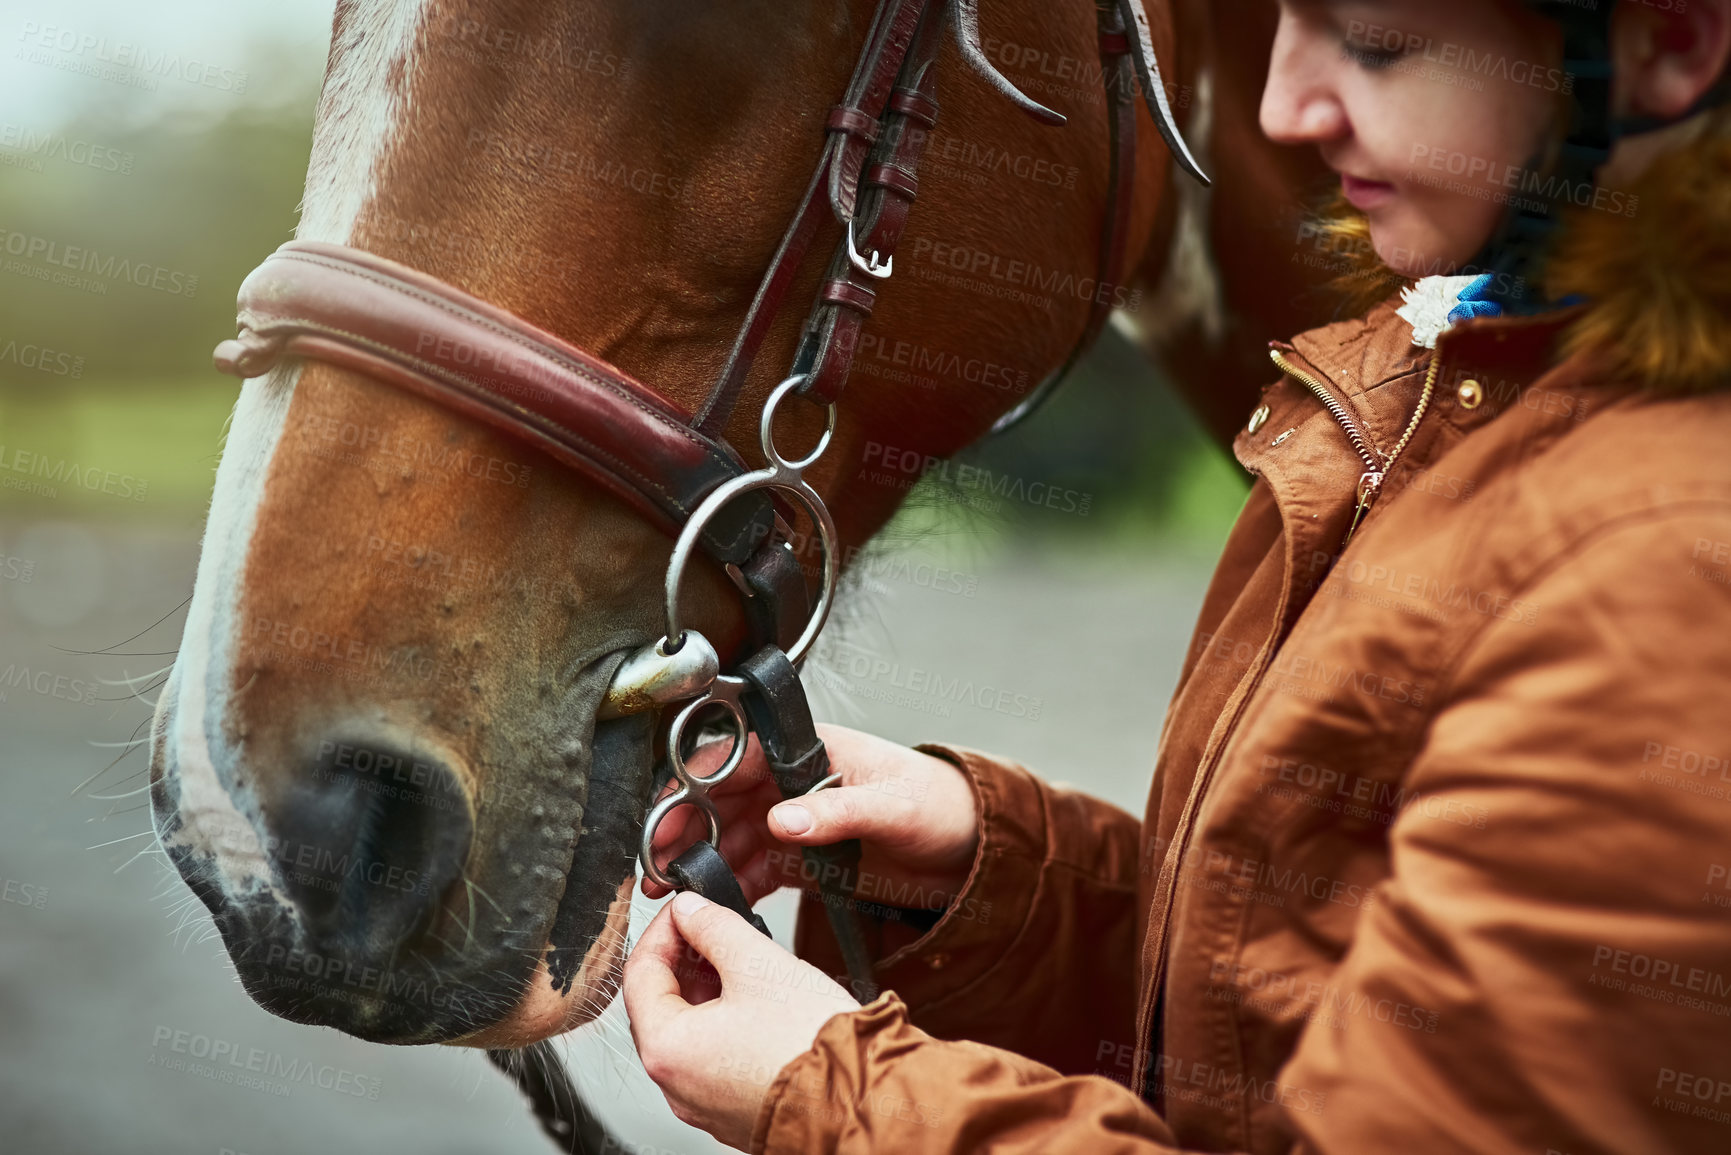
[1236,300,1586,481]
[1230,300,1598,587]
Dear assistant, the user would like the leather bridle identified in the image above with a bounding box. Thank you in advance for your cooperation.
[215,0,1203,1124]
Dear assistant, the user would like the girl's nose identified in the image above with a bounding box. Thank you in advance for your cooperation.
[1259,13,1351,146]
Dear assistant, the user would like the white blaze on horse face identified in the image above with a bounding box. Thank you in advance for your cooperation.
[157,363,299,906]
[299,0,433,244]
[155,0,433,899]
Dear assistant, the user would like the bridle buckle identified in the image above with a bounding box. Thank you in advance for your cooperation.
[846,219,894,279]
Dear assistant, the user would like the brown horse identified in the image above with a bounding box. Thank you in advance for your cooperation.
[1141,0,1339,448]
[147,0,1329,1064]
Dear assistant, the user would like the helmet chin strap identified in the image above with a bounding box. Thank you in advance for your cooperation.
[1473,0,1728,310]
[1470,1,1619,311]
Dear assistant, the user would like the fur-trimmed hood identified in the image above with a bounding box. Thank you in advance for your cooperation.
[1546,118,1731,395]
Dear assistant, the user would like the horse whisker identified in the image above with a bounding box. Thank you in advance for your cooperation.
[86,829,156,850]
[98,664,175,688]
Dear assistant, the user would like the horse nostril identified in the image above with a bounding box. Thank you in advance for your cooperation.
[265,737,473,953]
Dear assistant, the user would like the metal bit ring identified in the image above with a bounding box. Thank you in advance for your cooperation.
[638,374,841,888]
[662,375,839,667]
[638,674,749,891]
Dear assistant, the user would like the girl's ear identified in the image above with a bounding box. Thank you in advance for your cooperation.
[1614,0,1731,121]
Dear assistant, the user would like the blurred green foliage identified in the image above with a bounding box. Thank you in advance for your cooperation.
[0,46,1245,536]
[0,59,319,519]
[944,328,1248,543]
[0,57,320,383]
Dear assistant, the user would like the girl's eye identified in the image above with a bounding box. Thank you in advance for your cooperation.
[1344,42,1403,71]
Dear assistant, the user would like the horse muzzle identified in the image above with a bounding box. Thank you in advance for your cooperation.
[149,680,616,1044]
[260,734,474,972]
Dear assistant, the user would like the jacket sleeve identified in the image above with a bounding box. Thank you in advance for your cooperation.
[791,744,1147,1075]
[768,511,1731,1154]
[751,993,1181,1154]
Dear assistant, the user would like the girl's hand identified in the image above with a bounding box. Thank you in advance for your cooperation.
[641,724,980,911]
[624,890,859,1150]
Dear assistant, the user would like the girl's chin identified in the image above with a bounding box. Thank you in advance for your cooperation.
[1366,202,1501,279]
[1370,223,1480,280]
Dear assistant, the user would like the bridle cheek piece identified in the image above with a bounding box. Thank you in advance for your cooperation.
[213,0,1204,1000]
[627,372,841,900]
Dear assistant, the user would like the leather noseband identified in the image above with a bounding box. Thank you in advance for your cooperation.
[214,241,774,564]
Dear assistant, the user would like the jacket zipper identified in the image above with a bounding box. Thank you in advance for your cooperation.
[1268,347,1439,548]
[1139,347,1441,1097]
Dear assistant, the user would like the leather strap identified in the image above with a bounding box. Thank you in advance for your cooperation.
[819,279,878,315]
[1089,6,1140,351]
[824,0,934,225]
[1115,0,1208,184]
[739,533,813,655]
[214,241,774,564]
[887,88,940,127]
[694,0,934,438]
[486,1042,610,1154]
[796,2,951,406]
[737,646,879,1001]
[667,841,772,937]
[866,162,919,200]
[989,1,1146,434]
[695,156,833,439]
[738,646,834,796]
[826,106,882,143]
[953,0,1066,124]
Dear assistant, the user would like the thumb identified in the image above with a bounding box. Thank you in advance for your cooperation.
[769,786,908,847]
[666,890,765,984]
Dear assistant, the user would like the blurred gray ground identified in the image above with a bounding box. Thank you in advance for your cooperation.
[0,515,1215,1155]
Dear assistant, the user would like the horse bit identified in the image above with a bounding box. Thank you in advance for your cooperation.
[214,0,1207,1003]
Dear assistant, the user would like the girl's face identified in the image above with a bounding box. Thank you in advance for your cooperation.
[1261,0,1561,278]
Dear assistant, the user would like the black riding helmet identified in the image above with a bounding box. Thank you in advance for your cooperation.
[1477,0,1731,306]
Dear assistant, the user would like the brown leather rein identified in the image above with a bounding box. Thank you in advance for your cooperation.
[213,1,1203,1149]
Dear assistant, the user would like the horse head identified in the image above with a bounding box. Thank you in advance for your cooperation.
[149,0,1191,1048]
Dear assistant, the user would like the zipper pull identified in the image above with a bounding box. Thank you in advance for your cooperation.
[1342,471,1383,549]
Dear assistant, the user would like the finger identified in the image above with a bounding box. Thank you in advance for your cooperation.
[681,731,775,794]
[642,809,708,898]
[643,743,789,900]
[734,842,810,905]
[647,797,706,855]
[621,902,694,1039]
[709,821,771,881]
[665,890,771,987]
[733,847,776,907]
[693,774,785,845]
[769,786,927,850]
[642,791,777,900]
[645,736,775,860]
[645,738,755,829]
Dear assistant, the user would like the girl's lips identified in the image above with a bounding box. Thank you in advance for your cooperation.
[1341,173,1397,210]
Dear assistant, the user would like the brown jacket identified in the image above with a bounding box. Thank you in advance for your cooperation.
[754,134,1731,1154]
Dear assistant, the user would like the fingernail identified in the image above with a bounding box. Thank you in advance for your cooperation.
[673,890,707,916]
[774,803,811,835]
